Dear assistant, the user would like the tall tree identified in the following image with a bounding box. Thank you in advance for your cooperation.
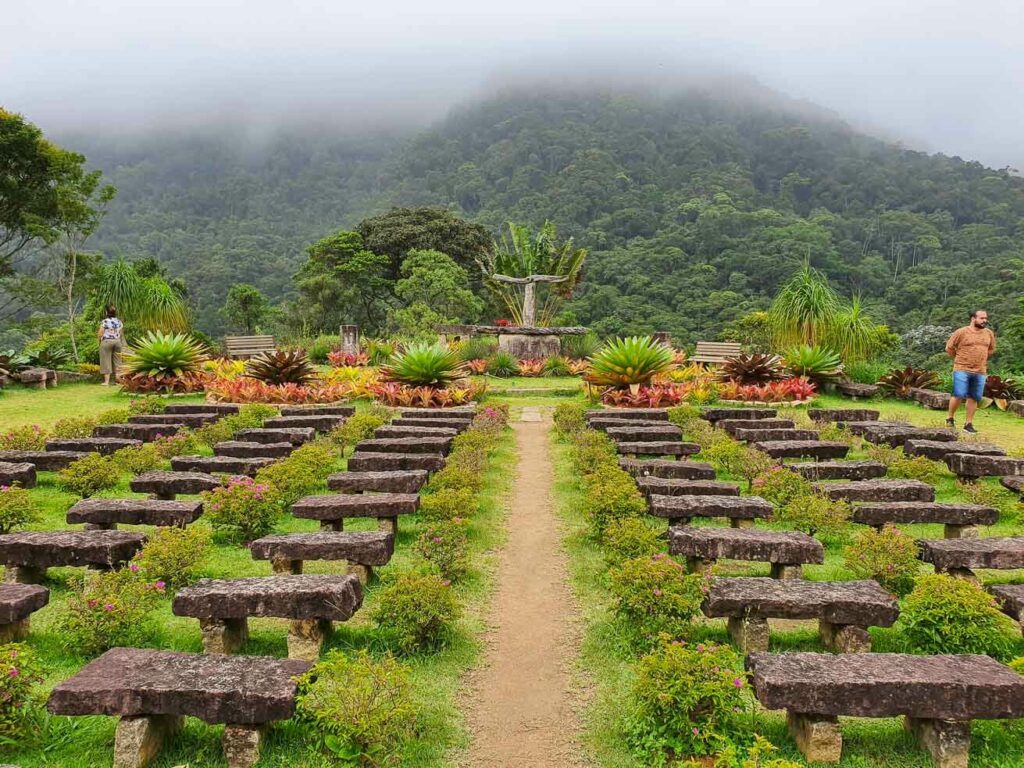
[221,283,270,334]
[388,249,484,340]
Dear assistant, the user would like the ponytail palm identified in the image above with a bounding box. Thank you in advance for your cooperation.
[768,260,841,349]
[825,296,882,364]
[91,257,190,334]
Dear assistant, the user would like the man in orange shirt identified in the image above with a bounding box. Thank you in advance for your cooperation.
[945,309,996,434]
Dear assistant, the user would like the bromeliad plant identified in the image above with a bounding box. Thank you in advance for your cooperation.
[716,352,786,385]
[586,336,675,395]
[877,366,940,398]
[380,343,468,387]
[119,332,209,393]
[245,350,318,386]
[783,345,844,386]
[984,375,1023,409]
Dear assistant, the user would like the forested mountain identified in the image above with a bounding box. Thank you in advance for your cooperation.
[69,86,1024,340]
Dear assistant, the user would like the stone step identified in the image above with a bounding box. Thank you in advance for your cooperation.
[130,413,223,427]
[701,407,777,423]
[1010,401,1024,417]
[904,439,1004,462]
[838,420,904,435]
[619,458,716,480]
[1003,476,1024,495]
[164,403,240,415]
[836,381,879,399]
[945,453,1024,480]
[786,461,887,481]
[587,418,664,433]
[649,494,773,525]
[852,502,997,538]
[346,452,445,473]
[354,437,453,455]
[278,405,354,417]
[263,415,345,433]
[0,450,88,471]
[919,536,1024,577]
[46,437,141,455]
[755,441,850,460]
[391,417,471,431]
[0,583,49,641]
[66,499,203,529]
[171,455,275,477]
[807,408,880,423]
[93,423,183,441]
[636,477,740,498]
[733,428,819,443]
[815,479,935,503]
[292,493,419,532]
[605,425,683,443]
[719,418,795,435]
[586,407,669,422]
[374,425,458,439]
[669,528,823,578]
[235,427,316,445]
[326,470,429,494]
[0,461,36,488]
[860,424,958,448]
[988,584,1024,633]
[214,441,295,459]
[130,470,222,499]
[250,531,395,569]
[400,407,475,419]
[0,530,146,583]
[173,574,362,622]
[615,441,701,457]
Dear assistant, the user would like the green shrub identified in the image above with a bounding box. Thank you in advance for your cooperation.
[608,554,707,641]
[112,443,165,475]
[0,485,38,534]
[57,454,122,497]
[0,425,47,451]
[1010,657,1024,676]
[553,402,587,435]
[296,649,414,765]
[60,569,164,655]
[626,640,748,760]
[381,342,467,386]
[151,430,200,459]
[956,480,1020,524]
[569,430,617,475]
[733,446,775,490]
[602,518,660,566]
[898,574,1017,659]
[203,477,280,541]
[866,445,944,483]
[194,418,235,447]
[330,411,388,452]
[667,404,702,427]
[306,334,340,364]
[128,397,167,415]
[415,519,470,581]
[452,428,499,457]
[542,355,571,377]
[473,404,508,433]
[372,573,461,655]
[753,466,811,507]
[255,442,336,505]
[50,416,98,439]
[457,336,498,362]
[430,464,484,493]
[195,405,279,447]
[581,466,647,536]
[773,492,849,539]
[843,524,921,596]
[95,407,131,425]
[420,487,477,521]
[702,438,749,477]
[133,526,212,588]
[0,643,44,740]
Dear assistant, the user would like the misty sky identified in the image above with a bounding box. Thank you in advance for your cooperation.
[3,0,1023,169]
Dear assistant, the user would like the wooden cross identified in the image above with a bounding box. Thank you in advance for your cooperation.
[491,273,569,327]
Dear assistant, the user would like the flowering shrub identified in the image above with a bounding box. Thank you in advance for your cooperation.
[582,466,647,537]
[415,519,470,581]
[320,366,380,393]
[602,518,661,566]
[420,487,477,521]
[517,358,545,377]
[327,350,370,367]
[466,358,488,374]
[151,429,200,459]
[0,424,47,451]
[57,454,122,497]
[60,569,164,655]
[0,485,38,533]
[568,430,618,475]
[203,476,280,541]
[0,643,44,739]
[112,443,165,475]
[843,524,920,596]
[372,573,461,655]
[473,404,509,432]
[772,492,850,539]
[607,554,708,641]
[865,444,944,484]
[753,466,812,507]
[50,416,99,439]
[133,526,212,588]
[329,411,388,452]
[254,441,336,505]
[195,403,280,446]
[626,640,748,761]
[127,397,167,415]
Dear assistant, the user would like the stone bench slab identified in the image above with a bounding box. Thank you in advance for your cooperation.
[67,499,203,528]
[327,470,428,494]
[278,405,354,417]
[733,428,819,443]
[701,407,777,423]
[0,450,89,471]
[46,437,142,455]
[374,426,458,439]
[93,423,182,441]
[131,470,222,498]
[605,425,683,443]
[904,439,1004,462]
[0,462,36,488]
[130,413,223,427]
[649,494,773,521]
[263,415,344,433]
[755,440,850,460]
[214,441,295,459]
[787,461,887,481]
[1003,476,1024,495]
[836,381,879,399]
[588,418,668,432]
[989,584,1024,623]
[619,459,716,480]
[704,577,898,626]
[637,477,739,497]
[355,437,453,455]
[852,502,997,528]
[919,537,1024,572]
[347,452,445,473]
[391,417,470,431]
[0,530,146,571]
[171,455,275,477]
[173,575,362,621]
[586,407,669,422]
[164,403,240,415]
[808,408,880,423]
[815,479,935,503]
[250,531,394,567]
[861,425,957,448]
[946,453,1024,480]
[235,427,316,445]
[670,527,823,565]
[719,418,795,435]
[400,408,475,421]
[292,493,419,521]
[616,441,701,457]
[0,583,49,623]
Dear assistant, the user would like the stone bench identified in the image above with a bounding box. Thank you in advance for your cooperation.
[718,418,794,435]
[636,477,739,498]
[588,417,668,433]
[391,417,471,431]
[0,450,88,471]
[919,537,1024,580]
[214,441,295,459]
[649,494,773,528]
[171,455,275,477]
[705,578,898,653]
[616,441,701,458]
[354,436,453,455]
[374,425,458,439]
[618,458,716,480]
[835,381,879,399]
[347,452,445,473]
[131,470,222,499]
[988,584,1024,637]
[250,530,395,583]
[326,470,429,494]
[815,479,935,503]
[669,527,823,579]
[0,461,35,488]
[18,366,56,388]
[754,440,850,460]
[46,437,141,455]
[172,574,362,660]
[786,460,886,481]
[1003,476,1024,495]
[0,530,146,583]
[904,439,1003,462]
[733,428,819,443]
[605,425,683,443]
[164,403,240,415]
[0,583,48,641]
[701,407,777,423]
[130,413,223,427]
[807,408,879,423]
[67,498,203,530]
[278,405,354,417]
[746,651,1024,767]
[586,407,668,422]
[93,422,183,441]
[292,492,419,533]
[852,502,998,539]
[945,453,1024,481]
[401,406,475,418]
[235,427,316,445]
[47,647,310,768]
[860,424,957,448]
[910,387,952,410]
[1010,401,1024,418]
[263,415,344,433]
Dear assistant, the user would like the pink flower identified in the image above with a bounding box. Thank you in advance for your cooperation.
[653,588,663,597]
[732,677,744,688]
[103,603,115,612]
[432,536,443,544]
[696,644,705,652]
[692,727,699,735]
[8,667,19,678]
[155,581,166,590]
[87,599,97,608]
[129,563,140,573]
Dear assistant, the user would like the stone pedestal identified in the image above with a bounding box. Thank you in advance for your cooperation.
[340,325,360,355]
[114,714,182,768]
[346,563,373,585]
[788,711,842,763]
[944,524,978,540]
[906,717,971,768]
[200,617,249,654]
[770,563,803,580]
[731,518,755,529]
[819,621,872,653]
[271,557,302,575]
[287,618,333,661]
[378,517,398,535]
[727,616,769,653]
[223,724,264,768]
[0,618,29,643]
[497,333,561,359]
[685,556,714,575]
[320,520,344,532]
[3,565,45,584]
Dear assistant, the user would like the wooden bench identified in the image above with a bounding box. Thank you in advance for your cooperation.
[224,335,276,360]
[689,341,742,365]
[47,647,309,768]
[747,652,1024,766]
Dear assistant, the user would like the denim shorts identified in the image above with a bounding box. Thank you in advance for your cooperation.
[952,370,986,401]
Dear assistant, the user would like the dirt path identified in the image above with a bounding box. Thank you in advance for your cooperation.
[463,408,585,767]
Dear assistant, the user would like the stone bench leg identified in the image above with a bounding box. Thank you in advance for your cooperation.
[730,518,755,529]
[686,557,715,575]
[378,517,398,535]
[271,557,303,575]
[223,724,265,768]
[287,618,333,662]
[320,520,344,532]
[943,524,978,540]
[3,565,45,584]
[770,563,803,580]
[346,562,373,585]
[84,522,117,531]
[200,617,249,654]
[787,711,842,763]
[906,717,970,768]
[819,621,871,653]
[668,516,690,527]
[113,714,182,768]
[153,492,176,501]
[727,616,769,653]
[0,618,29,643]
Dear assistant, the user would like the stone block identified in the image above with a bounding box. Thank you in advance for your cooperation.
[170,455,275,477]
[650,494,772,524]
[0,461,36,489]
[374,425,458,439]
[214,441,295,459]
[93,423,182,441]
[605,425,683,443]
[907,717,971,768]
[835,381,879,399]
[671,528,823,567]
[355,437,453,455]
[235,427,316,445]
[173,574,362,622]
[807,408,880,423]
[292,493,418,527]
[0,530,146,577]
[0,450,89,471]
[910,387,952,410]
[755,440,850,459]
[67,499,203,528]
[945,453,1024,480]
[615,441,700,457]
[129,413,221,427]
[718,418,795,435]
[920,537,1024,574]
[1002,476,1023,495]
[249,530,395,568]
[164,403,240,415]
[815,479,935,503]
[728,615,769,653]
[788,711,842,763]
[346,452,445,473]
[1008,401,1024,418]
[618,459,715,480]
[326,470,428,494]
[278,405,354,417]
[732,428,820,442]
[904,439,1003,462]
[113,714,182,768]
[130,470,222,499]
[46,437,141,455]
[636,477,739,497]
[786,460,887,481]
[851,502,997,531]
[700,407,777,423]
[263,415,345,433]
[391,417,470,431]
